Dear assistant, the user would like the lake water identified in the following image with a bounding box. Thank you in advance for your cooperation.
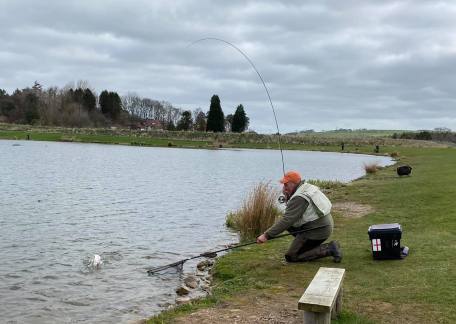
[0,140,393,323]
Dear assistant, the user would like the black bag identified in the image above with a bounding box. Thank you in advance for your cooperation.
[368,223,403,259]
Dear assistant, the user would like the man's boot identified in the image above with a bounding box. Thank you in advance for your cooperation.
[293,244,330,262]
[328,240,342,263]
[286,241,342,263]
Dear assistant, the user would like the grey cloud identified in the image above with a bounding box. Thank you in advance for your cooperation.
[1,0,455,132]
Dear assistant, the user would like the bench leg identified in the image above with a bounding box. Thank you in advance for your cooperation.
[331,287,343,319]
[303,311,331,324]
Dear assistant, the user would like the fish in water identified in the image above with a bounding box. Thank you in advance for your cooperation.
[89,254,103,269]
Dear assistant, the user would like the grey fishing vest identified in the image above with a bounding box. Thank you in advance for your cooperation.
[289,183,332,227]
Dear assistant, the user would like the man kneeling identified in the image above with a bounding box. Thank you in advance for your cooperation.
[257,171,342,263]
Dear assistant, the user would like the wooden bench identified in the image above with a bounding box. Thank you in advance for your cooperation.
[298,267,346,324]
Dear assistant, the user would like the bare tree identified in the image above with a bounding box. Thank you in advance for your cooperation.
[40,87,62,125]
[193,108,206,131]
[122,92,142,117]
[76,80,91,90]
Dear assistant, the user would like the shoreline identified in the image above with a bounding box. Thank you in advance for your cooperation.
[2,124,454,323]
[148,144,456,323]
[147,159,399,318]
[0,124,446,156]
[147,162,397,321]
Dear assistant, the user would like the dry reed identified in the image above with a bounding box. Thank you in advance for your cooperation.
[390,151,400,158]
[226,182,282,241]
[364,162,380,174]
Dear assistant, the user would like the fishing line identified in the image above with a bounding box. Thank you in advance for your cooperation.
[187,37,285,175]
[147,39,289,276]
[146,225,328,275]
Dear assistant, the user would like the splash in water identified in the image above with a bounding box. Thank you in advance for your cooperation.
[88,254,103,269]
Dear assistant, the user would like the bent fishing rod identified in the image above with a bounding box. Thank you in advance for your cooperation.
[147,225,327,275]
[187,37,285,175]
[147,39,293,276]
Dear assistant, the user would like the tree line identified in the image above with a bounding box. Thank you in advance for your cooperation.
[203,95,249,133]
[392,129,456,143]
[0,82,249,132]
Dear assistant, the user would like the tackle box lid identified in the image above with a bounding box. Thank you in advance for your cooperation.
[368,223,402,233]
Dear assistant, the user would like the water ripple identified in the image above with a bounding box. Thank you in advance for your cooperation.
[0,140,393,323]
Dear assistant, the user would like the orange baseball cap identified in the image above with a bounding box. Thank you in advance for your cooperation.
[279,171,302,184]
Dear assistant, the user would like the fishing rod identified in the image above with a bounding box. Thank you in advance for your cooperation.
[187,37,285,175]
[146,225,327,275]
[147,39,293,276]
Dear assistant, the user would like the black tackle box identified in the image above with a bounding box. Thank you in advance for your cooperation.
[368,223,402,259]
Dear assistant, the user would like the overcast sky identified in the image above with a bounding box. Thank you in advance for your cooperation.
[1,1,455,133]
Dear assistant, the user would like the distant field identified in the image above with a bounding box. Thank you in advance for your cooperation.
[0,124,444,152]
[289,129,405,138]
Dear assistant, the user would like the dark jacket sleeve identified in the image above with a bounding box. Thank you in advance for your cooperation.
[265,196,309,238]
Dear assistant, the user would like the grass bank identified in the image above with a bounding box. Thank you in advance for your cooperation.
[0,123,444,154]
[149,146,456,323]
[2,124,454,322]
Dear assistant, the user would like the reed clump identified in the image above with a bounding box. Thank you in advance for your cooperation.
[390,151,400,158]
[226,182,282,241]
[364,162,380,174]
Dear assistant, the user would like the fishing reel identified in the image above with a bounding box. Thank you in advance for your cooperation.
[278,195,287,204]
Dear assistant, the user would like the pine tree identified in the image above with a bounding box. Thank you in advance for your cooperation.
[24,91,40,124]
[176,110,193,131]
[32,81,42,93]
[206,95,225,132]
[110,92,122,121]
[99,90,110,116]
[82,89,96,112]
[73,88,84,103]
[231,104,248,132]
[99,90,122,121]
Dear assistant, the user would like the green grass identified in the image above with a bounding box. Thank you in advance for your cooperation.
[307,179,346,190]
[0,128,386,154]
[0,123,442,153]
[2,124,454,323]
[313,129,401,138]
[148,146,456,323]
[0,128,422,158]
[288,129,402,137]
[0,130,213,149]
[333,311,375,324]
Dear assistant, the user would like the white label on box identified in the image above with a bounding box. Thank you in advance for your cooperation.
[372,239,382,252]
